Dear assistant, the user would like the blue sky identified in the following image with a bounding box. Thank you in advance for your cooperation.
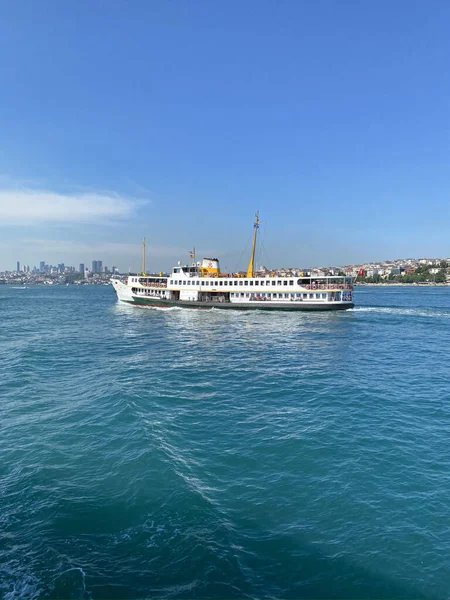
[1,0,450,271]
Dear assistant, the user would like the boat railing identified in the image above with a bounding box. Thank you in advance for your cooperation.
[141,282,167,288]
[304,284,353,290]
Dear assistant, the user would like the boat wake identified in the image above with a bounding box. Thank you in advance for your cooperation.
[140,305,213,312]
[349,306,450,318]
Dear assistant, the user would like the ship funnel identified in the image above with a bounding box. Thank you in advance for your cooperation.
[200,258,220,276]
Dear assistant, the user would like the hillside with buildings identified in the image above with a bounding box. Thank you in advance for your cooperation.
[257,257,450,284]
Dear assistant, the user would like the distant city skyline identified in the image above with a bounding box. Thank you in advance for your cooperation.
[11,259,118,275]
[2,2,450,270]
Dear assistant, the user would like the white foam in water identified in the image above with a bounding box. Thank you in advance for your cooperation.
[140,304,216,312]
[349,306,450,318]
[2,574,43,600]
[142,305,193,311]
[50,566,88,600]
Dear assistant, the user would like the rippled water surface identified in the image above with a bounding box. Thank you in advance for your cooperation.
[1,285,450,599]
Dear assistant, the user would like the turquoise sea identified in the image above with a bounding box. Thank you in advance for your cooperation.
[1,284,449,599]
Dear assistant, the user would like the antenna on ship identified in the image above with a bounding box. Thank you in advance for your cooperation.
[142,237,147,276]
[247,211,260,278]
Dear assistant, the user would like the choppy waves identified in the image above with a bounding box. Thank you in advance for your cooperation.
[1,285,450,599]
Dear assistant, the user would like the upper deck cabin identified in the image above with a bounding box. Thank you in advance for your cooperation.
[169,259,353,289]
[127,264,353,292]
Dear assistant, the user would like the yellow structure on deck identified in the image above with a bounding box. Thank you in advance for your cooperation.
[142,237,147,276]
[200,257,221,276]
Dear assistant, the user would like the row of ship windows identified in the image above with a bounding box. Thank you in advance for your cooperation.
[132,288,166,294]
[130,277,167,283]
[173,279,295,287]
[231,292,329,299]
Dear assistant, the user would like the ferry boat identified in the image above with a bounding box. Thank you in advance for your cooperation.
[111,213,354,311]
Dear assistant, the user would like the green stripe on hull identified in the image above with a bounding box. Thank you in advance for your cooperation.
[126,296,354,311]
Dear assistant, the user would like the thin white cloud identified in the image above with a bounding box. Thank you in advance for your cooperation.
[0,188,143,223]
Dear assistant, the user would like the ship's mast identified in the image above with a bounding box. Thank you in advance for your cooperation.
[142,237,146,276]
[246,211,260,278]
[190,247,196,266]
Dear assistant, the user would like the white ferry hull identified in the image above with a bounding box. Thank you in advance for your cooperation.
[113,279,134,303]
[112,286,353,311]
